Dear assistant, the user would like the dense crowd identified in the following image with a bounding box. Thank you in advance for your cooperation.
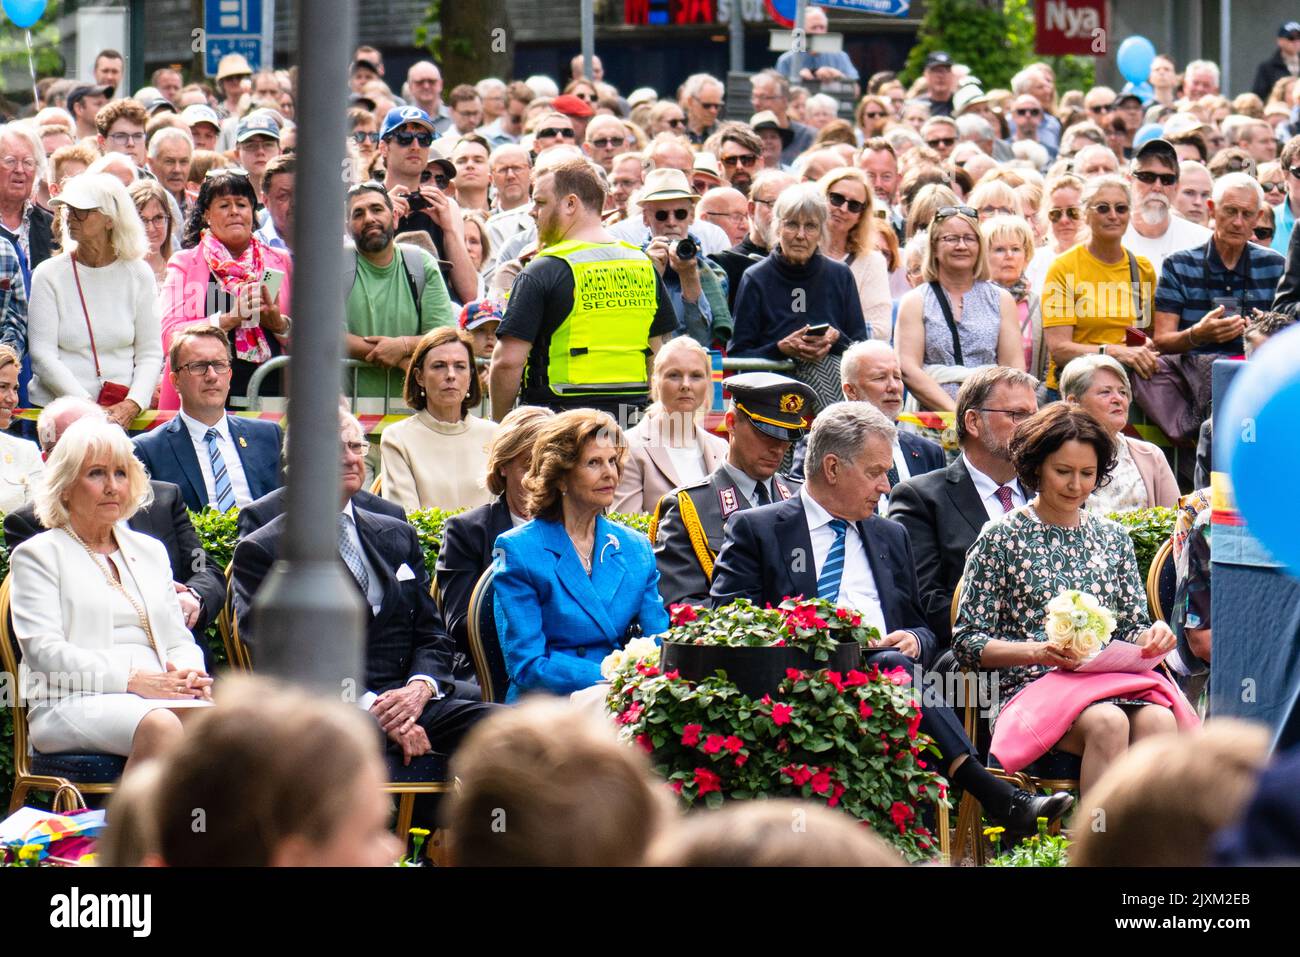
[4,11,1300,866]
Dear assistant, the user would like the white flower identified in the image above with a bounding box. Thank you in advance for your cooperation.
[1069,610,1090,629]
[623,636,661,662]
[1078,593,1101,612]
[1076,629,1100,654]
[599,649,626,680]
[1046,615,1074,647]
[1047,595,1074,616]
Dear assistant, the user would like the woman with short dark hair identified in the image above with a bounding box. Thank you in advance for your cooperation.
[953,403,1190,797]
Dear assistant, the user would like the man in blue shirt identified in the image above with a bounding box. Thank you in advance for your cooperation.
[774,6,859,84]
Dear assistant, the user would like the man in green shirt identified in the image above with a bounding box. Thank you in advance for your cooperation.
[345,182,455,400]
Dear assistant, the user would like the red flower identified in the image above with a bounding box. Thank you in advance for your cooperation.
[670,780,684,795]
[889,801,915,834]
[850,613,862,626]
[835,607,850,620]
[723,735,744,753]
[785,668,802,681]
[694,768,722,795]
[681,724,702,747]
[734,753,748,767]
[810,770,833,794]
[635,662,660,677]
[618,701,644,725]
[907,711,923,740]
[772,703,794,726]
[888,666,912,686]
[845,669,870,687]
[938,784,948,800]
[635,734,653,753]
[828,782,846,808]
[867,663,881,680]
[859,700,874,719]
[917,759,927,769]
[776,737,789,753]
[703,734,725,755]
[664,669,680,680]
[761,694,773,705]
[826,671,846,693]
[783,764,813,786]
[669,603,698,626]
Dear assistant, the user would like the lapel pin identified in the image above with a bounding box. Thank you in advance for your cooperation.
[238,436,248,448]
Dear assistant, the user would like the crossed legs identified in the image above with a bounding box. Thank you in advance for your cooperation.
[1055,702,1178,796]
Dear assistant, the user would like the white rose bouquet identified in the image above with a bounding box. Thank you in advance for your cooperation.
[1043,590,1117,658]
[600,635,662,680]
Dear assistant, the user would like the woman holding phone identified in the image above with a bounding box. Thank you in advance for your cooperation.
[158,168,293,411]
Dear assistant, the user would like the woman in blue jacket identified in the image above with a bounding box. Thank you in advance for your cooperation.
[493,409,669,702]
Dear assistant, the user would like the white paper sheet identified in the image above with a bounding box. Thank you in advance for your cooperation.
[1074,640,1169,674]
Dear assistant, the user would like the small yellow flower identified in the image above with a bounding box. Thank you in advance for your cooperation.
[982,826,1005,838]
[409,827,431,839]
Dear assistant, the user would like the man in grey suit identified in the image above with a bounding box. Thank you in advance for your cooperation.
[652,373,815,607]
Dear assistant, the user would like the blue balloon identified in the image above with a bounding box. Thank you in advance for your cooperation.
[1221,325,1300,575]
[1116,36,1157,85]
[2,0,46,29]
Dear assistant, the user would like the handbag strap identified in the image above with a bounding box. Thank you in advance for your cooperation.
[70,255,103,378]
[928,280,964,366]
[1127,251,1146,329]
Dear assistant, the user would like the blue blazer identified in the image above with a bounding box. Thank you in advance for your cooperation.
[709,493,938,669]
[134,414,283,513]
[493,515,669,702]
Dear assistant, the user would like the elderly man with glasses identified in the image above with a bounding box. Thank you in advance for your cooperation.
[582,115,629,173]
[1122,137,1213,276]
[1269,135,1300,254]
[680,73,726,145]
[749,69,814,164]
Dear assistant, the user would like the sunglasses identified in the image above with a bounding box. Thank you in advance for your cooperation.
[537,127,576,140]
[654,208,690,222]
[1220,158,1253,173]
[1088,102,1115,113]
[205,165,251,179]
[933,205,977,222]
[419,169,451,189]
[926,137,956,149]
[722,153,758,168]
[980,205,1015,217]
[1047,206,1083,222]
[1014,107,1042,117]
[694,99,723,111]
[588,137,625,149]
[351,131,380,144]
[1289,165,1300,179]
[1132,170,1177,186]
[864,110,886,120]
[827,191,865,214]
[1090,202,1130,216]
[1254,225,1275,240]
[1262,181,1285,193]
[667,118,686,128]
[388,130,434,147]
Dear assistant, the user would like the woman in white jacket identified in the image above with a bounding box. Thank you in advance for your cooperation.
[10,418,210,769]
[28,173,161,428]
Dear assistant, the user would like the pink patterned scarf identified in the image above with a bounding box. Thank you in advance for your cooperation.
[199,229,271,363]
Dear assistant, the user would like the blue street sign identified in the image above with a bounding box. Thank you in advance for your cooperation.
[818,0,909,16]
[204,0,265,76]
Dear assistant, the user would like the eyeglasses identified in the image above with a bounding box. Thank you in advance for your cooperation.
[588,136,625,149]
[419,169,451,189]
[537,127,576,140]
[1289,165,1300,179]
[980,205,1015,218]
[1014,108,1042,117]
[722,152,758,168]
[206,165,251,179]
[938,234,978,246]
[1254,225,1275,240]
[576,93,598,103]
[0,156,36,172]
[1088,102,1115,114]
[179,359,232,376]
[666,118,686,129]
[781,221,821,234]
[1090,202,1130,216]
[979,407,1033,423]
[508,113,525,124]
[933,205,977,222]
[827,191,866,214]
[140,214,169,229]
[863,110,886,120]
[1132,170,1177,186]
[108,131,146,146]
[694,98,724,111]
[388,130,434,147]
[926,137,956,149]
[351,131,380,144]
[493,163,529,177]
[1047,206,1083,222]
[704,210,747,223]
[1261,181,1285,193]
[1220,157,1252,173]
[654,208,690,222]
[342,440,371,456]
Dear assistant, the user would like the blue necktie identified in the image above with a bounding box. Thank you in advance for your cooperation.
[817,519,848,601]
[338,513,372,600]
[204,427,237,512]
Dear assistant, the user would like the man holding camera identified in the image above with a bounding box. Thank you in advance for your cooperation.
[638,168,732,348]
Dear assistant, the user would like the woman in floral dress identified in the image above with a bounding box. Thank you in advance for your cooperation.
[953,404,1186,796]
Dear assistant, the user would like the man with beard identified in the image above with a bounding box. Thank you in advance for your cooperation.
[1122,137,1212,277]
[887,366,1039,646]
[343,182,456,400]
[703,123,764,197]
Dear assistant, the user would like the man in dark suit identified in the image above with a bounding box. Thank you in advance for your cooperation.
[233,411,493,764]
[889,367,1038,645]
[710,400,1070,835]
[435,496,512,680]
[4,398,226,636]
[790,341,945,516]
[238,485,403,538]
[134,327,283,513]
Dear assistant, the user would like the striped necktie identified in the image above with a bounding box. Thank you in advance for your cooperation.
[995,485,1015,513]
[204,427,237,512]
[338,512,372,600]
[817,519,848,601]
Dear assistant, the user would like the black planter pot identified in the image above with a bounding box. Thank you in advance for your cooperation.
[660,640,864,699]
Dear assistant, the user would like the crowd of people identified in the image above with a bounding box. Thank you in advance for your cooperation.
[4,15,1300,866]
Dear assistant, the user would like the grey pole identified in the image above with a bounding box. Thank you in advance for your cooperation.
[793,0,808,84]
[1219,0,1231,96]
[729,0,744,74]
[252,0,365,697]
[581,0,595,80]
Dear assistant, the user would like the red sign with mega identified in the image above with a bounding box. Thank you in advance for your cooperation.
[1035,0,1109,57]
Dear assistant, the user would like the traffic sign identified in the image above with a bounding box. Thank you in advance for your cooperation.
[204,0,272,76]
[765,0,909,28]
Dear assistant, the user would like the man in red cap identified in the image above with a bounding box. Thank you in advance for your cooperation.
[551,93,594,142]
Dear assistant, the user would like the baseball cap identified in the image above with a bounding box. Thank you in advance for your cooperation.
[1280,21,1300,39]
[235,112,282,143]
[66,84,114,112]
[181,103,221,130]
[425,137,456,180]
[1114,91,1144,109]
[552,93,595,118]
[380,105,437,139]
[350,59,381,76]
[458,299,505,332]
[925,51,954,70]
[1133,133,1176,166]
[137,90,176,116]
[49,172,120,212]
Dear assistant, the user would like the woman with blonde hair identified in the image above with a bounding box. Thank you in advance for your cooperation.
[818,167,892,340]
[903,182,960,241]
[613,336,727,514]
[0,344,42,511]
[493,409,668,701]
[968,178,1021,222]
[128,179,175,287]
[379,326,498,512]
[981,214,1046,383]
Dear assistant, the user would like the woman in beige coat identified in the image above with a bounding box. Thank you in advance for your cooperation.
[612,337,727,514]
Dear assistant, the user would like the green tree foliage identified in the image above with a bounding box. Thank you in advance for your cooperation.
[414,0,513,89]
[0,0,65,107]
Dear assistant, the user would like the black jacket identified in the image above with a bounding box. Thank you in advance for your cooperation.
[434,497,512,673]
[3,479,226,633]
[1253,49,1297,101]
[1273,217,1300,319]
[0,203,54,271]
[236,486,404,538]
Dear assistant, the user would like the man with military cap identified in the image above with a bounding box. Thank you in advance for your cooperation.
[651,372,815,607]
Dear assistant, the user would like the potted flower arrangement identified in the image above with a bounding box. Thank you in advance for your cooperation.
[606,598,950,862]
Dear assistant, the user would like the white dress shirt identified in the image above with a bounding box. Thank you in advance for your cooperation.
[801,488,888,638]
[877,440,912,518]
[178,410,254,508]
[722,462,774,509]
[962,453,1027,522]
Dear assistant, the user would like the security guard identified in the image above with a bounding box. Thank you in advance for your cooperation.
[651,372,816,607]
[489,155,679,422]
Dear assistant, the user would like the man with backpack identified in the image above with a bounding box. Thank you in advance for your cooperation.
[344,181,455,401]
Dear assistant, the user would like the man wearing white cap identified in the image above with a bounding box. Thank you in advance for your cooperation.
[235,113,282,205]
[181,104,221,152]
